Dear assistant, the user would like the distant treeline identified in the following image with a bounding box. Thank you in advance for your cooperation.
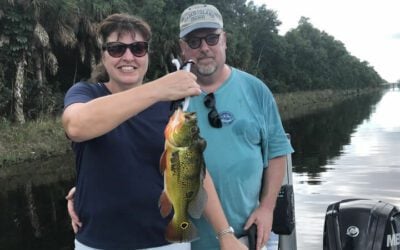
[0,0,385,123]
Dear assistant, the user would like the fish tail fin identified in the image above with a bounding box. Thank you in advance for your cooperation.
[159,191,173,218]
[165,220,199,243]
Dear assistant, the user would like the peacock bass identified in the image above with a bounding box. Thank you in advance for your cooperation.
[159,107,208,242]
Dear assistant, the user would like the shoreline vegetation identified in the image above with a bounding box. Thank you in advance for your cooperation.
[0,88,380,167]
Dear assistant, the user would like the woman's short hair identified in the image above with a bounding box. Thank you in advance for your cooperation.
[89,13,151,83]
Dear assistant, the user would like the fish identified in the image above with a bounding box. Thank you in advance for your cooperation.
[159,107,208,242]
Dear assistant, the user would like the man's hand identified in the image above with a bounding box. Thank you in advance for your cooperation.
[244,207,273,250]
[65,187,82,233]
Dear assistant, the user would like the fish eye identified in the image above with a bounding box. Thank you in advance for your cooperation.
[190,126,198,134]
[180,222,189,229]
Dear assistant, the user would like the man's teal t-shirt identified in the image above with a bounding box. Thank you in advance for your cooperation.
[188,68,294,250]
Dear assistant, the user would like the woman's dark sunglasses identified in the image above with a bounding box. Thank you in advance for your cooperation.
[183,33,221,49]
[204,93,222,128]
[102,41,149,58]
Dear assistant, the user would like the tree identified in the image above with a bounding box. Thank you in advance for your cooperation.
[0,0,388,122]
[283,17,384,91]
[0,2,34,123]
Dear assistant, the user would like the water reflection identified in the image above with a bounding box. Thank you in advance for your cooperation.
[368,90,400,131]
[0,155,75,250]
[283,90,384,182]
[287,89,400,250]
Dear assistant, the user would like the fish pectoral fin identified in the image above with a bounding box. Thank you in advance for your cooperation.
[159,191,173,218]
[160,151,167,174]
[165,219,199,243]
[188,186,207,219]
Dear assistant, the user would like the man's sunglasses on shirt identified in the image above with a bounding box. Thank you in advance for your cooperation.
[204,92,222,128]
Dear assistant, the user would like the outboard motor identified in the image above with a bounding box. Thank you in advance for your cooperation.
[323,198,400,250]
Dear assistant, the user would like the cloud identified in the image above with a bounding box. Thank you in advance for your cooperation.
[392,33,400,39]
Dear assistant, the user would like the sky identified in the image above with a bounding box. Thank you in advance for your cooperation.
[249,0,400,83]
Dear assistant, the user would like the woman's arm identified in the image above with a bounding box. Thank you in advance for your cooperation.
[63,71,199,142]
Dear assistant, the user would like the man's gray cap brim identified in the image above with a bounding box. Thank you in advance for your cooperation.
[179,23,221,38]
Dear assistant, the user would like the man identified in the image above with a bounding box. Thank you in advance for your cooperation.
[178,4,294,250]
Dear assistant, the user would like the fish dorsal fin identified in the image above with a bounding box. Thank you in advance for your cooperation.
[188,162,207,218]
[188,185,207,219]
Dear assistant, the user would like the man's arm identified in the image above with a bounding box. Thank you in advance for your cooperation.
[244,155,286,250]
[65,187,81,233]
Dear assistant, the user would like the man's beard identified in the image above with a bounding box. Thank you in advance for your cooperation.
[196,62,217,76]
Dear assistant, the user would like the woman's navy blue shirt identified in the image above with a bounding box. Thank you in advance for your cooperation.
[64,82,172,249]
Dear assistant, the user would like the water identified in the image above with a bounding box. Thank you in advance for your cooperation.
[284,88,400,249]
[0,88,399,250]
[0,155,75,250]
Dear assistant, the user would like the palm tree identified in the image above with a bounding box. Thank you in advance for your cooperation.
[0,0,79,122]
[0,0,34,123]
[32,0,79,115]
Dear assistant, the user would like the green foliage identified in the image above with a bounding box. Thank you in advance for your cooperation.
[0,72,12,117]
[137,0,172,79]
[284,18,383,91]
[23,79,65,119]
[0,0,386,122]
[1,6,34,54]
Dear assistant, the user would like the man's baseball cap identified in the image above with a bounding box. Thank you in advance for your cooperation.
[179,4,223,38]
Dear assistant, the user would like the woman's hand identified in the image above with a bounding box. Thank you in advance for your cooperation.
[151,71,201,101]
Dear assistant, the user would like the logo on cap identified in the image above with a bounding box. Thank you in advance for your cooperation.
[179,4,223,38]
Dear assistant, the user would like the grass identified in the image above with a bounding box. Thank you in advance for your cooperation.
[274,88,377,120]
[0,116,71,167]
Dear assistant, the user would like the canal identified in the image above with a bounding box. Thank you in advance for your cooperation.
[285,88,400,249]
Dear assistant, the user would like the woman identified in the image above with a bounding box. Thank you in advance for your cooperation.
[63,13,246,250]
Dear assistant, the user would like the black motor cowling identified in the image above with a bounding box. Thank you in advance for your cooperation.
[323,198,400,250]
